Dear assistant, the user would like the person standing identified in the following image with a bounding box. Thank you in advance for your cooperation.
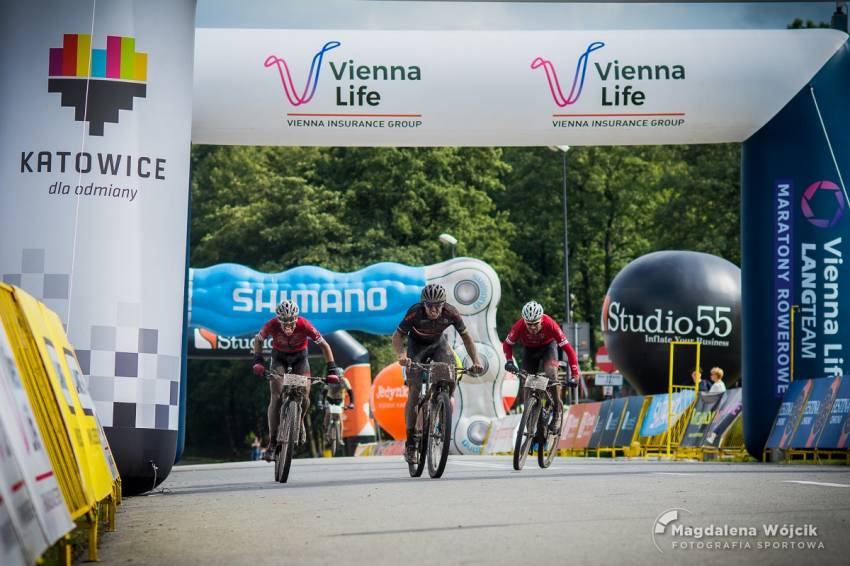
[708,367,727,394]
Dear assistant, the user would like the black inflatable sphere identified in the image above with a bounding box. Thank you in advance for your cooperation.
[602,251,741,395]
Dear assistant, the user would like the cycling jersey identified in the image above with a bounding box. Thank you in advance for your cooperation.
[326,376,352,402]
[258,316,323,353]
[502,314,579,376]
[397,303,467,344]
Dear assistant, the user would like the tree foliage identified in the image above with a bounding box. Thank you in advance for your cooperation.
[185,143,741,458]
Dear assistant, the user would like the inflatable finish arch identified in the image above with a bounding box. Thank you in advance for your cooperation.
[0,0,847,491]
[189,259,506,455]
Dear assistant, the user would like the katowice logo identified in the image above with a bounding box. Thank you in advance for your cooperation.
[801,180,846,228]
[264,41,341,106]
[531,41,605,106]
[48,33,147,136]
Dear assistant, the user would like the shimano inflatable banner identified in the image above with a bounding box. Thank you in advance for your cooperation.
[0,0,195,494]
[189,263,425,336]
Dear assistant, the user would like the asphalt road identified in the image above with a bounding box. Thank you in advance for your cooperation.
[97,456,850,566]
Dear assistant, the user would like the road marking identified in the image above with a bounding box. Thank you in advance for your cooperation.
[450,461,508,469]
[783,480,850,488]
[652,472,694,476]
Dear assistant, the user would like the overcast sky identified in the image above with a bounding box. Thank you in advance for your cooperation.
[196,1,839,30]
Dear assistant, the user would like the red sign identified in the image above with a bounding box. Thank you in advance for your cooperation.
[596,345,615,373]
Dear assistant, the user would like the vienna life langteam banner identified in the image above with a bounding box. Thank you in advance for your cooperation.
[192,29,845,147]
[0,0,195,491]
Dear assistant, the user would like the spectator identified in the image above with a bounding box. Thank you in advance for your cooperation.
[250,435,261,461]
[709,367,726,394]
[691,367,710,393]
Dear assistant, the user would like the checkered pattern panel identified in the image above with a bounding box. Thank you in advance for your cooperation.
[76,306,180,431]
[3,248,71,327]
[4,249,180,431]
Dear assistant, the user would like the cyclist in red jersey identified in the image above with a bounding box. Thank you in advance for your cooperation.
[251,300,341,459]
[502,301,579,431]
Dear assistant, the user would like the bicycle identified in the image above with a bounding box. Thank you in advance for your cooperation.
[512,369,565,471]
[405,361,474,479]
[323,401,353,457]
[266,369,324,483]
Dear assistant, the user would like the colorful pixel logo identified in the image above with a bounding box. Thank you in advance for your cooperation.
[801,180,845,228]
[264,41,341,107]
[48,34,148,135]
[531,41,605,107]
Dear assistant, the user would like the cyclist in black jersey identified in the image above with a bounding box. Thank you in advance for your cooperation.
[391,283,484,464]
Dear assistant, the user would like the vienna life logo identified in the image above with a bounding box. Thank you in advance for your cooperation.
[532,41,605,107]
[48,33,148,135]
[264,41,341,107]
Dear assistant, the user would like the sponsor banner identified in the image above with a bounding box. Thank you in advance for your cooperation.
[0,494,26,566]
[190,262,425,337]
[765,380,814,449]
[789,376,842,449]
[680,392,723,447]
[370,362,408,441]
[0,0,195,446]
[558,405,582,450]
[0,401,48,563]
[482,414,521,455]
[588,399,613,449]
[613,395,645,447]
[0,320,73,544]
[639,390,696,438]
[774,181,794,395]
[598,396,627,448]
[816,376,850,449]
[192,29,845,146]
[573,402,602,449]
[702,388,743,448]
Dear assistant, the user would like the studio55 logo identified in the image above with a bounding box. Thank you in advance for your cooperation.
[48,33,148,135]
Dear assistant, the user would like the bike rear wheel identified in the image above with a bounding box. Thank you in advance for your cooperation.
[427,391,452,478]
[276,400,299,483]
[513,396,539,471]
[538,405,560,469]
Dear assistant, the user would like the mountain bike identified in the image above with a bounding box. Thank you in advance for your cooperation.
[512,370,564,471]
[324,401,352,457]
[406,361,473,479]
[267,369,324,483]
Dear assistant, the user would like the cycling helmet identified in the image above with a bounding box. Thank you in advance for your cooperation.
[421,283,447,304]
[275,300,299,322]
[521,301,544,323]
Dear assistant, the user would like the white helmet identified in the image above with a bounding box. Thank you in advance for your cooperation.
[275,300,299,321]
[521,301,544,323]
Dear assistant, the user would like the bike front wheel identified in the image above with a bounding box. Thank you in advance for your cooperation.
[408,403,428,478]
[513,396,539,471]
[276,400,299,483]
[329,418,342,457]
[427,391,452,478]
[538,406,560,469]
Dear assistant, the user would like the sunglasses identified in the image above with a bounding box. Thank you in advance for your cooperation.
[278,318,297,327]
[424,301,445,310]
[525,320,542,327]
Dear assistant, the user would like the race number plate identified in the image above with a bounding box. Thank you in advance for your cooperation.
[525,374,549,390]
[328,404,344,415]
[283,374,310,388]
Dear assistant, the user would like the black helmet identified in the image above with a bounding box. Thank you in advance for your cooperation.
[421,283,447,304]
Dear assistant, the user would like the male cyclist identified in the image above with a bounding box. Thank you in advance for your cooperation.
[251,299,341,459]
[392,283,485,464]
[502,301,580,432]
[320,372,355,432]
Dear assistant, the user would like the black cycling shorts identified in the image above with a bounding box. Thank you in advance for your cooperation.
[521,341,559,374]
[270,349,310,375]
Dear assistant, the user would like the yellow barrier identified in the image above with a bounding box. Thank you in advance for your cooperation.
[0,284,91,518]
[0,284,120,562]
